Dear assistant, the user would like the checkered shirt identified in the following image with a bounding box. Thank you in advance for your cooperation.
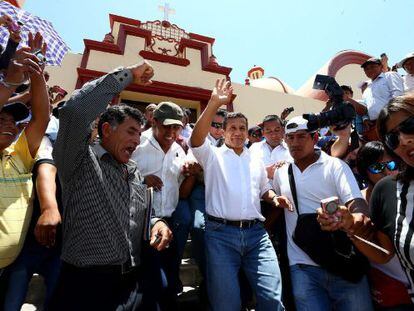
[53,69,147,267]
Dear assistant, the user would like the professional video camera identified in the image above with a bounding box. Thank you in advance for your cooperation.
[303,74,355,131]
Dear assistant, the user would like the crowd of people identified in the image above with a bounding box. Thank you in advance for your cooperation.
[0,12,414,311]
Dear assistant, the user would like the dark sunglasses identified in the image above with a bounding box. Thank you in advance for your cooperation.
[367,160,398,174]
[251,132,262,138]
[384,116,414,150]
[211,122,223,129]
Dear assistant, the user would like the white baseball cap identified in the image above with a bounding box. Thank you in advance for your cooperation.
[285,116,313,134]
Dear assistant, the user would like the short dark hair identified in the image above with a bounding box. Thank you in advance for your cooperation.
[262,114,283,127]
[356,141,385,183]
[98,105,144,138]
[216,109,227,119]
[341,85,353,96]
[223,112,248,130]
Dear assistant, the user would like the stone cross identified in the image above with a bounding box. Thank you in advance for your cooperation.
[158,2,175,21]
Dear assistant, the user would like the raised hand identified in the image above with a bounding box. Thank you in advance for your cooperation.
[0,14,13,27]
[210,78,233,108]
[5,47,42,84]
[128,60,154,86]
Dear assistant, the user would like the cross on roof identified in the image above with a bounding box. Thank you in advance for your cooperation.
[158,2,175,21]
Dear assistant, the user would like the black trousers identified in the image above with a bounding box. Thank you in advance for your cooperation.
[48,262,145,311]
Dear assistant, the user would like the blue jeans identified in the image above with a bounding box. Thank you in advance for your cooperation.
[172,184,206,277]
[290,264,373,311]
[3,236,61,311]
[205,220,284,311]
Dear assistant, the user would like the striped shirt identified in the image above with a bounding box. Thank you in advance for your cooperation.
[53,68,148,267]
[371,176,414,303]
[395,181,414,302]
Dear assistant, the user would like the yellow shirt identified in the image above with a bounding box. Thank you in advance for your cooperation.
[0,131,35,268]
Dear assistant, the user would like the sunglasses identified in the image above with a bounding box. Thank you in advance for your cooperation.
[384,116,414,150]
[367,160,398,174]
[251,133,262,138]
[211,122,223,129]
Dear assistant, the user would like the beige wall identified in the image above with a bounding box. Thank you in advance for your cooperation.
[334,64,367,100]
[45,52,82,100]
[232,83,325,126]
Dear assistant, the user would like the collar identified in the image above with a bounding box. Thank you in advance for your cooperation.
[264,139,288,150]
[92,142,137,175]
[92,142,109,159]
[221,142,249,157]
[371,72,385,83]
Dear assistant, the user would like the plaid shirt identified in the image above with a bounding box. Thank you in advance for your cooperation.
[53,69,147,267]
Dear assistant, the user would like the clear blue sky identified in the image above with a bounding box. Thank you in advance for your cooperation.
[25,0,413,89]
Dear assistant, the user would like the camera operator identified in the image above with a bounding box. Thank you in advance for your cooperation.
[273,116,373,310]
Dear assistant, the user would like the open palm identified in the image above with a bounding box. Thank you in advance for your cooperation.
[211,78,233,107]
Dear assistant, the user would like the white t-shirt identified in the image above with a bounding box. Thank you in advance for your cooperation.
[273,150,363,267]
[190,139,270,221]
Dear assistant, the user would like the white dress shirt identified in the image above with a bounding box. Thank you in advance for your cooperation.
[140,128,153,144]
[403,74,414,92]
[207,133,221,146]
[132,135,186,217]
[190,139,271,221]
[249,140,293,166]
[363,72,404,120]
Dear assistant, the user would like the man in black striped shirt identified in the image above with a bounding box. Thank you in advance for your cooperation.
[50,61,172,310]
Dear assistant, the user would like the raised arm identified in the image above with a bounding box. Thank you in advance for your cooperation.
[190,79,233,147]
[53,61,154,183]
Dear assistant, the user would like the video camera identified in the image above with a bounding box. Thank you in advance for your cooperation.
[303,74,355,131]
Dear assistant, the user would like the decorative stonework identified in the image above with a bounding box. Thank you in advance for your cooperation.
[141,20,189,57]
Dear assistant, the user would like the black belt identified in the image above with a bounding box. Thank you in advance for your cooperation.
[63,259,137,275]
[207,214,262,229]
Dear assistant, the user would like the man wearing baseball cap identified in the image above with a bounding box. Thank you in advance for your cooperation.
[361,57,404,121]
[398,52,414,92]
[132,101,187,309]
[272,116,372,310]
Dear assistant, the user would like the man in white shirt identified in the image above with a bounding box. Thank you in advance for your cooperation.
[273,116,373,310]
[250,114,292,166]
[361,58,404,120]
[132,101,186,308]
[398,52,414,92]
[207,108,226,146]
[190,79,290,311]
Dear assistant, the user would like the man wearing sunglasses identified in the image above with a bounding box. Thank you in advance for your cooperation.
[207,109,226,146]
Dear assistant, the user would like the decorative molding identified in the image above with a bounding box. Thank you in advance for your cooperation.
[139,50,190,66]
[109,14,141,29]
[300,50,372,101]
[76,68,236,110]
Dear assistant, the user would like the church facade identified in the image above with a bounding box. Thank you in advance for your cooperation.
[45,13,373,125]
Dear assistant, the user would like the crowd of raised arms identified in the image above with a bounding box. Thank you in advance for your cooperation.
[0,12,414,311]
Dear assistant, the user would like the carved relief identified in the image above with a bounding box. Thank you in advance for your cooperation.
[141,20,189,58]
